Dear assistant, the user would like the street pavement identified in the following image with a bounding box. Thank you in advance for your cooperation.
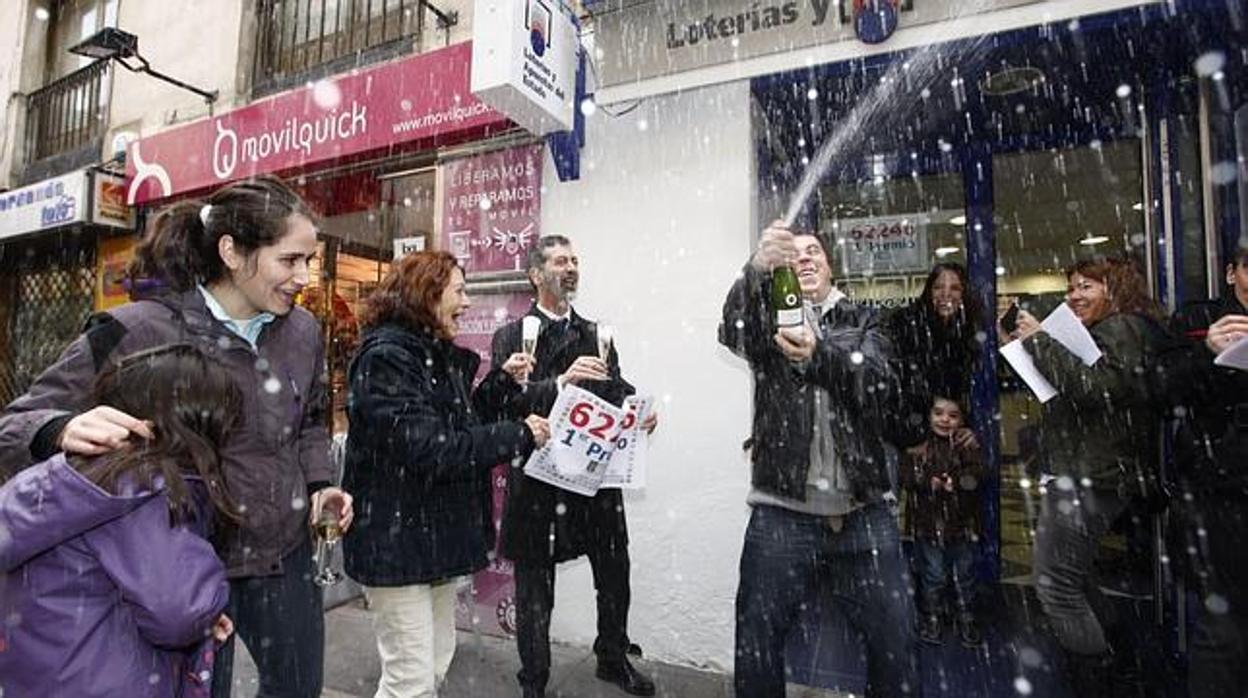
[227,598,761,697]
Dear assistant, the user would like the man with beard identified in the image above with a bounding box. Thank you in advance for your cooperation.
[476,235,658,698]
[719,222,918,697]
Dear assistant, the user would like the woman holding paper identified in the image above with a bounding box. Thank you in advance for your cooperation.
[342,251,549,698]
[1160,246,1248,698]
[1004,256,1166,696]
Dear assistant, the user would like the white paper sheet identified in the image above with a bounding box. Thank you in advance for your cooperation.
[1214,334,1248,371]
[1040,303,1103,367]
[1000,340,1058,403]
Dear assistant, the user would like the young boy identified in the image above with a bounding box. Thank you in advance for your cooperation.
[903,396,985,648]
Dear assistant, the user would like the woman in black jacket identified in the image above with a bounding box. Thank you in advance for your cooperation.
[886,262,983,446]
[342,251,549,698]
[1007,256,1165,696]
[1161,245,1248,698]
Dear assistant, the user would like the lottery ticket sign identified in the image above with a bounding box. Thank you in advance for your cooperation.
[523,385,653,496]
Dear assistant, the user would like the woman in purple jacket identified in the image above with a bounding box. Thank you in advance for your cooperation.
[0,175,351,697]
[0,344,239,696]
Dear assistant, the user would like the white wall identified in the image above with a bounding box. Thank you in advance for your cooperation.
[107,0,246,152]
[540,80,757,670]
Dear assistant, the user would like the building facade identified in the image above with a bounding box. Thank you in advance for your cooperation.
[1,0,1245,688]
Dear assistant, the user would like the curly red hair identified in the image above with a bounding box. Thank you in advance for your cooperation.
[359,251,461,338]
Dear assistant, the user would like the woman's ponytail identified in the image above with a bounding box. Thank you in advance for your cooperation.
[125,175,314,298]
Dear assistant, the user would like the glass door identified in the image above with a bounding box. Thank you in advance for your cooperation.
[991,140,1148,583]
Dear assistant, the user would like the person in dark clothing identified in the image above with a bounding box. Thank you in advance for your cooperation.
[885,262,983,447]
[343,251,549,697]
[1160,245,1248,698]
[1005,256,1165,697]
[719,220,917,698]
[0,176,352,698]
[902,396,984,648]
[0,344,238,697]
[474,235,658,698]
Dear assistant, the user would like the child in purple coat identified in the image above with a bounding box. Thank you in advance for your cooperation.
[0,344,239,696]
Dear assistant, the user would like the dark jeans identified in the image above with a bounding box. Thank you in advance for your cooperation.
[734,503,919,698]
[915,538,976,614]
[513,544,632,691]
[1033,485,1127,656]
[211,537,325,697]
[1187,495,1248,698]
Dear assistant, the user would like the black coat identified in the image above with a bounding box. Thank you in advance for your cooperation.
[342,323,534,587]
[1162,296,1248,495]
[475,305,634,564]
[718,266,898,503]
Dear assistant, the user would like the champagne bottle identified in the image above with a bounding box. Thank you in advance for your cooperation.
[771,264,803,327]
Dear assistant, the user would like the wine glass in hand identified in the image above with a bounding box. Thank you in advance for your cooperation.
[522,316,541,357]
[312,505,344,587]
[596,324,614,362]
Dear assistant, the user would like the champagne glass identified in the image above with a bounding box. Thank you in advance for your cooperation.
[522,316,541,356]
[596,323,614,362]
[312,505,343,587]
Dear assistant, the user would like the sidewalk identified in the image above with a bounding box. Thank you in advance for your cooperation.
[229,599,744,697]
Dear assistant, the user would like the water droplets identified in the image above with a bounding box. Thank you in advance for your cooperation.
[1194,51,1226,78]
[312,79,342,110]
[1205,593,1230,615]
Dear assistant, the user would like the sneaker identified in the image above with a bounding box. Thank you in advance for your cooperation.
[918,613,943,645]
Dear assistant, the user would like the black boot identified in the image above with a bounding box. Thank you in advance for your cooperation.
[596,656,656,696]
[955,610,983,648]
[918,612,943,645]
[1065,651,1112,697]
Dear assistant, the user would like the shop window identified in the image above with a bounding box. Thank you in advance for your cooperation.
[252,0,458,96]
[293,165,436,432]
[819,171,966,309]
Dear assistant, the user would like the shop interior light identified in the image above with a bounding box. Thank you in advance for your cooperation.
[934,246,961,257]
[70,27,218,109]
[1080,235,1110,246]
[949,214,967,226]
[1131,202,1145,211]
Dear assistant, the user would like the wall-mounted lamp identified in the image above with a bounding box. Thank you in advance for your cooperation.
[70,27,218,112]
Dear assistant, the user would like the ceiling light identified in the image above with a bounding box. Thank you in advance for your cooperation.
[949,215,967,226]
[1131,202,1144,211]
[934,247,960,257]
[1080,235,1110,246]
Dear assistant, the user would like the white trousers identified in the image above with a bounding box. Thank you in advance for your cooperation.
[366,579,460,698]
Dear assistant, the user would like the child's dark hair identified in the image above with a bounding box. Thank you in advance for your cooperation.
[72,344,242,524]
[127,175,316,295]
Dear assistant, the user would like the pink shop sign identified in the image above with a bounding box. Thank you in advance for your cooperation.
[453,290,535,637]
[125,42,509,206]
[441,144,543,276]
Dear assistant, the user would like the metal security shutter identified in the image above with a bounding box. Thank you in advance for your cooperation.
[0,234,96,405]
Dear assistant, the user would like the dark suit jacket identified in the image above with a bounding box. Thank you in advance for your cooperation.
[475,304,635,564]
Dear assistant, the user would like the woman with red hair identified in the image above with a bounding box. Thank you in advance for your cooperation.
[1005,255,1166,695]
[342,251,549,698]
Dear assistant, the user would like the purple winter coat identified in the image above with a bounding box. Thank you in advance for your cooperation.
[0,454,229,697]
